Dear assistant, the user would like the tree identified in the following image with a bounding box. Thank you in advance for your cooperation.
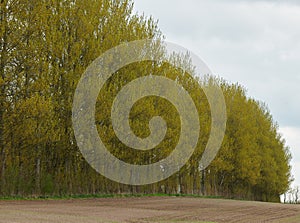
[0,0,292,201]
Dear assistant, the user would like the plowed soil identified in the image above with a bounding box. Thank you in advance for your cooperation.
[0,196,300,222]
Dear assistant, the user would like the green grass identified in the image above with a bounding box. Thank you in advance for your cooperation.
[0,193,224,201]
[135,219,216,223]
[150,221,216,223]
[145,221,216,223]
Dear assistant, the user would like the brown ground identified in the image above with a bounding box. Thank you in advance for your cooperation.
[0,196,300,223]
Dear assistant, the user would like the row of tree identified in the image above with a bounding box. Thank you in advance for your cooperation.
[0,0,292,202]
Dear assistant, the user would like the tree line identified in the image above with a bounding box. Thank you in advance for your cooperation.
[0,0,292,202]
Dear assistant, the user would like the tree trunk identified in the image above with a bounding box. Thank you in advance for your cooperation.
[201,169,205,196]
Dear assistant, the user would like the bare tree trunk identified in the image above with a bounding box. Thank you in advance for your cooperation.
[0,0,8,193]
[36,157,41,194]
[201,169,205,196]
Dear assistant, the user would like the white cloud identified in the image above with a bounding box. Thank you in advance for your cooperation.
[134,0,300,125]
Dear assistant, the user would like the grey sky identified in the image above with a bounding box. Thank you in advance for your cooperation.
[134,0,300,186]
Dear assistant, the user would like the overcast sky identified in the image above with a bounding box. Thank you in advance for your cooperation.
[134,0,300,187]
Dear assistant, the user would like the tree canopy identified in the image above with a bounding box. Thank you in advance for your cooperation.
[0,0,292,202]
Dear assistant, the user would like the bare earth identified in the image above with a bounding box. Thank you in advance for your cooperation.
[0,196,300,223]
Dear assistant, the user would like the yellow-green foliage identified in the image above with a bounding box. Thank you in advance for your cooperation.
[0,0,291,202]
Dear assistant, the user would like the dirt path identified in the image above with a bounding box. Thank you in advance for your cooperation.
[0,196,299,222]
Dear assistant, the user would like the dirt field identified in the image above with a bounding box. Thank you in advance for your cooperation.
[0,196,300,223]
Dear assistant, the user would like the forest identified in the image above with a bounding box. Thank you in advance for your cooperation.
[0,0,292,202]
